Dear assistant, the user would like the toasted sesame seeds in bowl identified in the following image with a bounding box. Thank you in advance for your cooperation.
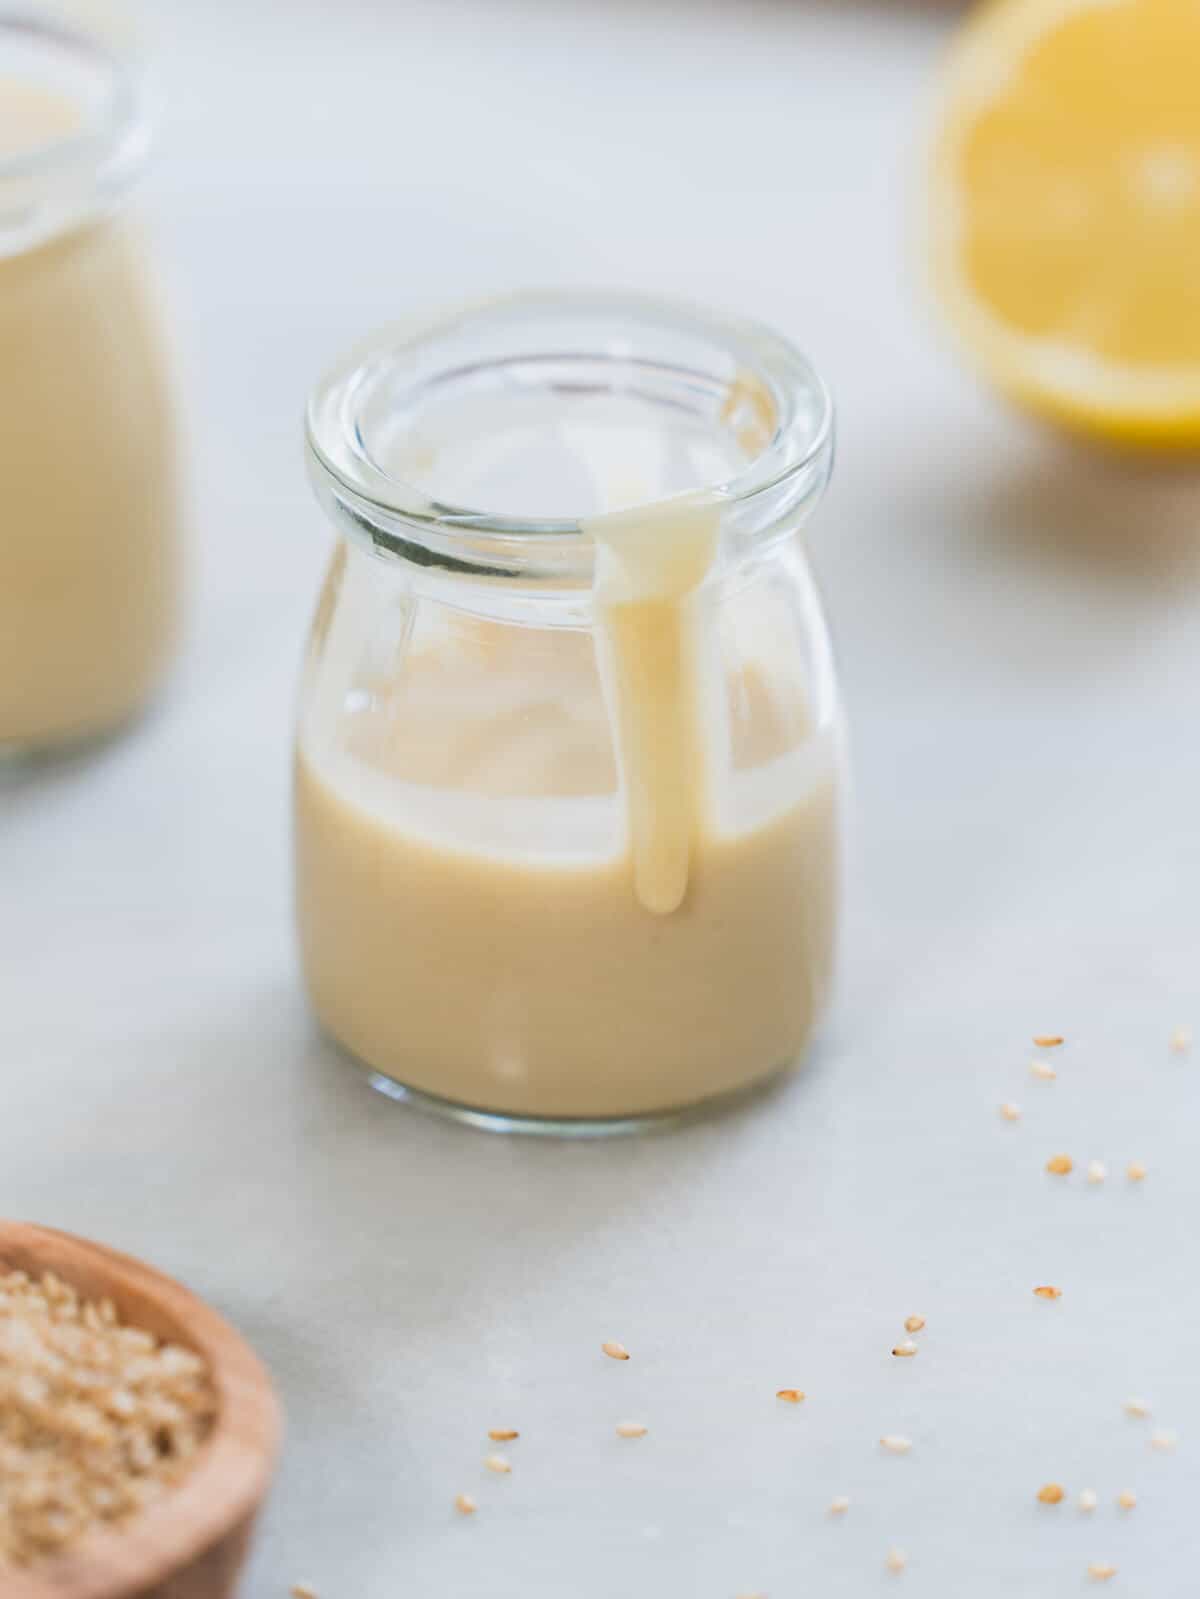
[0,1220,281,1599]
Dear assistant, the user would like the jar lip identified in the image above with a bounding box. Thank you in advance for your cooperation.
[305,291,834,548]
[0,10,149,243]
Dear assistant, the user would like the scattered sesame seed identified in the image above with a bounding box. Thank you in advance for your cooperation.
[1150,1428,1177,1451]
[1033,1035,1064,1048]
[291,1586,318,1599]
[1087,1563,1117,1582]
[1116,1490,1136,1510]
[1169,1025,1192,1055]
[829,1496,851,1515]
[904,1315,926,1333]
[1037,1483,1065,1505]
[892,1340,918,1358]
[776,1389,805,1404]
[1078,1490,1098,1512]
[488,1428,519,1441]
[1127,1161,1147,1182]
[454,1493,477,1516]
[484,1454,511,1474]
[1086,1160,1107,1184]
[880,1434,912,1454]
[1030,1059,1058,1081]
[1034,1285,1063,1299]
[1123,1398,1150,1419]
[602,1341,630,1361]
[1046,1153,1074,1175]
[885,1548,908,1574]
[616,1421,648,1438]
[999,1101,1022,1120]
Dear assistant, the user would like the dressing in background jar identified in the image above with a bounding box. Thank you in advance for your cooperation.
[296,294,843,1133]
[0,11,179,753]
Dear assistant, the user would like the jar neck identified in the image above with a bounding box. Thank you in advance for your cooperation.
[310,442,834,604]
[0,11,148,259]
[306,292,835,593]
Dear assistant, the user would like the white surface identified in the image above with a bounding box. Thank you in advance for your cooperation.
[3,2,1199,1594]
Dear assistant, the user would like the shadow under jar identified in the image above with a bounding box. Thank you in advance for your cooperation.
[296,293,843,1134]
[0,13,179,754]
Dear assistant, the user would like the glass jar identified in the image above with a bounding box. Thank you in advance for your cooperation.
[0,11,179,753]
[296,293,843,1133]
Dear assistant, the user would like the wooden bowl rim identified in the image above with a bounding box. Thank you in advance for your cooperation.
[0,1220,282,1599]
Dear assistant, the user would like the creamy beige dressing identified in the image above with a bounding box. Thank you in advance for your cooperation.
[295,698,838,1121]
[0,83,178,749]
[295,528,839,1119]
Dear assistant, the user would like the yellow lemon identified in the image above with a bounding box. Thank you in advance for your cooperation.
[929,0,1200,446]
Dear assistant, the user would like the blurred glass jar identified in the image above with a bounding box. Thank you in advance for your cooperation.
[296,294,843,1133]
[0,10,179,753]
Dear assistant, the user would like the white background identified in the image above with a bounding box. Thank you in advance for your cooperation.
[3,2,1199,1594]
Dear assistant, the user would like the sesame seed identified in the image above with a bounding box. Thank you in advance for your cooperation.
[1123,1398,1150,1419]
[454,1493,477,1516]
[1127,1161,1147,1182]
[904,1315,926,1333]
[616,1421,648,1438]
[892,1341,918,1358]
[829,1496,850,1515]
[1030,1059,1058,1080]
[1086,1161,1107,1184]
[880,1434,912,1454]
[602,1341,630,1360]
[1037,1483,1065,1505]
[292,1586,318,1599]
[999,1101,1022,1120]
[1078,1490,1098,1512]
[488,1428,519,1441]
[1087,1563,1117,1582]
[885,1548,908,1574]
[1046,1153,1074,1175]
[1034,1285,1063,1299]
[1116,1490,1136,1510]
[776,1389,805,1404]
[1151,1428,1177,1451]
[484,1454,511,1474]
[1169,1024,1192,1054]
[1033,1035,1064,1048]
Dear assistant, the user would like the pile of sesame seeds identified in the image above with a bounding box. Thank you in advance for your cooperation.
[0,1268,216,1567]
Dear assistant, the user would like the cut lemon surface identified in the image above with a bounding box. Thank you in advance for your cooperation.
[929,0,1200,446]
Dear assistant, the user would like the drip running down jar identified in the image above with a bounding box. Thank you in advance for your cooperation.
[0,12,180,753]
[295,294,844,1133]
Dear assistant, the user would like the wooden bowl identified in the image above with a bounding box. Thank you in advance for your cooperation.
[0,1220,282,1599]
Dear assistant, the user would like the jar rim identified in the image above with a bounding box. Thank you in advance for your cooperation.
[0,10,149,250]
[305,291,834,570]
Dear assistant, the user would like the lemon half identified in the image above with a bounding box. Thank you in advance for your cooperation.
[930,0,1200,446]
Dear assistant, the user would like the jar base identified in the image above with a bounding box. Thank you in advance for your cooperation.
[348,1052,797,1139]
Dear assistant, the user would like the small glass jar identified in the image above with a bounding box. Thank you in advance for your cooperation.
[296,293,843,1133]
[0,12,179,754]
